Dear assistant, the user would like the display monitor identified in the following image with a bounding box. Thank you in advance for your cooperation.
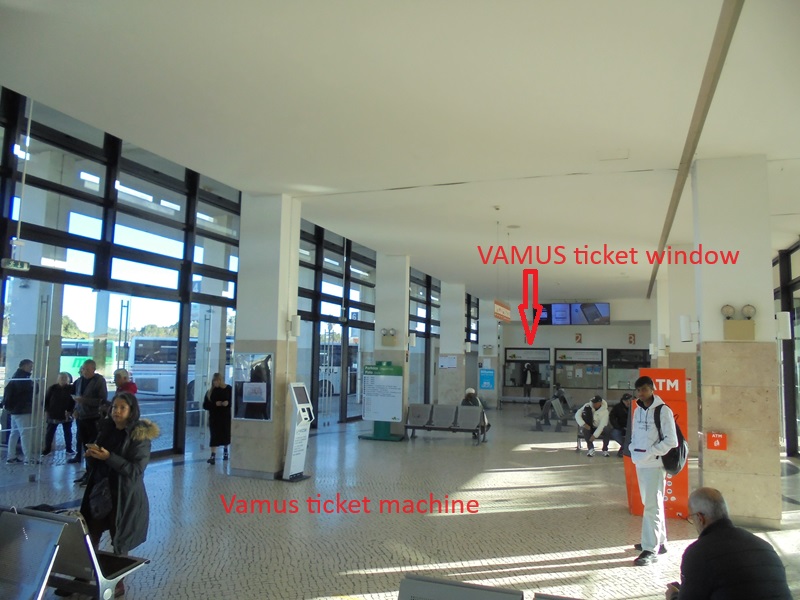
[291,383,311,405]
[537,303,552,325]
[551,303,570,325]
[570,302,610,325]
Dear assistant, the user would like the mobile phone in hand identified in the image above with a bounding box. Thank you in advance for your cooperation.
[85,443,99,450]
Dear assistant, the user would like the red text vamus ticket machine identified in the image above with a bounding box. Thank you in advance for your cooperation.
[283,383,314,481]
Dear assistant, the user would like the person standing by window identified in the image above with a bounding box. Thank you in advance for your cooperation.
[43,372,76,456]
[203,372,232,464]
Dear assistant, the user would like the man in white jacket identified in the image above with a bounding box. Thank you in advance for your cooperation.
[629,375,678,566]
[574,395,608,457]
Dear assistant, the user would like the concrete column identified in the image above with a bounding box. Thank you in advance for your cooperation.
[478,300,499,408]
[666,247,699,449]
[436,282,466,404]
[693,155,781,526]
[231,193,300,480]
[374,254,410,435]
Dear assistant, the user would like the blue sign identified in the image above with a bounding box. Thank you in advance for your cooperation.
[479,369,495,390]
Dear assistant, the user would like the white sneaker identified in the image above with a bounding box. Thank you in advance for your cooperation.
[586,448,596,457]
[603,451,610,457]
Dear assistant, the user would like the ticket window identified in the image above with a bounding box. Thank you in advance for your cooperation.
[607,349,650,391]
[504,361,551,395]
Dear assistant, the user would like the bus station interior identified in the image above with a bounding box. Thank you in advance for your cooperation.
[1,1,800,599]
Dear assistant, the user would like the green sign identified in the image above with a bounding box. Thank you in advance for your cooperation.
[364,363,403,377]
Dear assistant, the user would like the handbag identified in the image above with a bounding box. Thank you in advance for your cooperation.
[88,476,113,519]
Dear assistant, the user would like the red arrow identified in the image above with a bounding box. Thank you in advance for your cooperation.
[518,268,543,345]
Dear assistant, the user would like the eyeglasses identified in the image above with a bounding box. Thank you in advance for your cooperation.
[686,512,703,525]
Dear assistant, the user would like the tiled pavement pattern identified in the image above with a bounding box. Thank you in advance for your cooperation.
[2,406,800,600]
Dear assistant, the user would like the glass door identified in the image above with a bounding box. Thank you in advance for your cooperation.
[1,276,54,467]
[318,321,342,427]
[346,328,373,419]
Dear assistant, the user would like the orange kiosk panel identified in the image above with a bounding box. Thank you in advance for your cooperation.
[624,368,690,519]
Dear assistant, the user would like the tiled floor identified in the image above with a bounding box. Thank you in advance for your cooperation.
[2,405,800,600]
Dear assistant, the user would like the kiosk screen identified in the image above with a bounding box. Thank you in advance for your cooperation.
[293,384,311,405]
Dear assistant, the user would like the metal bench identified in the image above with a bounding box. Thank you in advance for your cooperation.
[0,510,65,600]
[1,506,150,600]
[405,404,487,445]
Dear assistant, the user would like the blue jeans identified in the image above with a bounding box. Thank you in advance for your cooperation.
[602,426,625,452]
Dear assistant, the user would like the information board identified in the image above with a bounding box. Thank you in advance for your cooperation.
[363,363,404,422]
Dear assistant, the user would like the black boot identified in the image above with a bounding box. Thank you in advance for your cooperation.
[207,453,216,465]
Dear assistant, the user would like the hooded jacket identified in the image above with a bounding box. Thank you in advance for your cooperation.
[2,368,34,414]
[574,399,609,438]
[81,418,160,554]
[628,394,678,468]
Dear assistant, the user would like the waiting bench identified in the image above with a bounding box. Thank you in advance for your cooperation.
[405,404,488,445]
[0,505,150,600]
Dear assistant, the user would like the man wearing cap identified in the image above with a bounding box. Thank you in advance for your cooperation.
[574,395,608,457]
[630,375,677,566]
[603,392,633,457]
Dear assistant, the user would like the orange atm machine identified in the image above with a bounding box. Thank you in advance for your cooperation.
[623,368,690,519]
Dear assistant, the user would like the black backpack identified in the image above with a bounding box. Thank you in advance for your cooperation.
[654,404,689,475]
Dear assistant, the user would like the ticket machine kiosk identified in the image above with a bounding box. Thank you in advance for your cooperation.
[283,383,314,481]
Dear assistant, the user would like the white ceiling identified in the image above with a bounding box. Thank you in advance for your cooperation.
[0,0,797,304]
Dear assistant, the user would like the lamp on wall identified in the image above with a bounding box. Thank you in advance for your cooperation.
[720,304,735,320]
[741,304,756,320]
[381,328,397,346]
[286,314,302,338]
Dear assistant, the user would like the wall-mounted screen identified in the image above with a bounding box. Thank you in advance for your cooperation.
[551,303,570,325]
[570,302,610,325]
[538,303,552,325]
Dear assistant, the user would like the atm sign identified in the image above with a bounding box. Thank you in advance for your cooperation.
[707,432,727,451]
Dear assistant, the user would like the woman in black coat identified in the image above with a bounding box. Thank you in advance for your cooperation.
[81,392,159,598]
[203,372,232,464]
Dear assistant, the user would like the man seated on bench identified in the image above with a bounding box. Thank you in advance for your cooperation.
[461,388,490,439]
[77,392,159,598]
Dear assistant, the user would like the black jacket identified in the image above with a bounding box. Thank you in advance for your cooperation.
[73,373,109,420]
[677,517,792,599]
[81,418,160,554]
[2,368,34,415]
[608,401,629,431]
[45,382,76,421]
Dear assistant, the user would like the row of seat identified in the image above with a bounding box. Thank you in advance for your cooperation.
[0,505,149,600]
[405,404,487,445]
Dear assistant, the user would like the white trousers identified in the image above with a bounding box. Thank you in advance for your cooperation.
[636,464,667,552]
[8,413,33,460]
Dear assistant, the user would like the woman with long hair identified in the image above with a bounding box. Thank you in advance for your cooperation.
[81,392,159,598]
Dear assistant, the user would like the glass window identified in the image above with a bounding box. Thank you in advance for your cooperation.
[18,241,94,275]
[18,136,106,197]
[792,251,800,281]
[300,219,316,236]
[116,171,186,222]
[299,238,316,265]
[350,281,375,305]
[111,258,179,289]
[773,262,781,291]
[351,242,376,262]
[298,296,313,312]
[196,200,239,239]
[115,212,184,259]
[192,273,236,298]
[325,230,344,247]
[322,249,344,274]
[194,236,238,271]
[431,305,440,322]
[410,300,427,320]
[11,186,103,239]
[322,272,344,297]
[299,266,315,290]
[121,141,186,182]
[348,308,374,324]
[199,175,239,204]
[409,282,426,300]
[32,103,105,148]
[321,302,342,319]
